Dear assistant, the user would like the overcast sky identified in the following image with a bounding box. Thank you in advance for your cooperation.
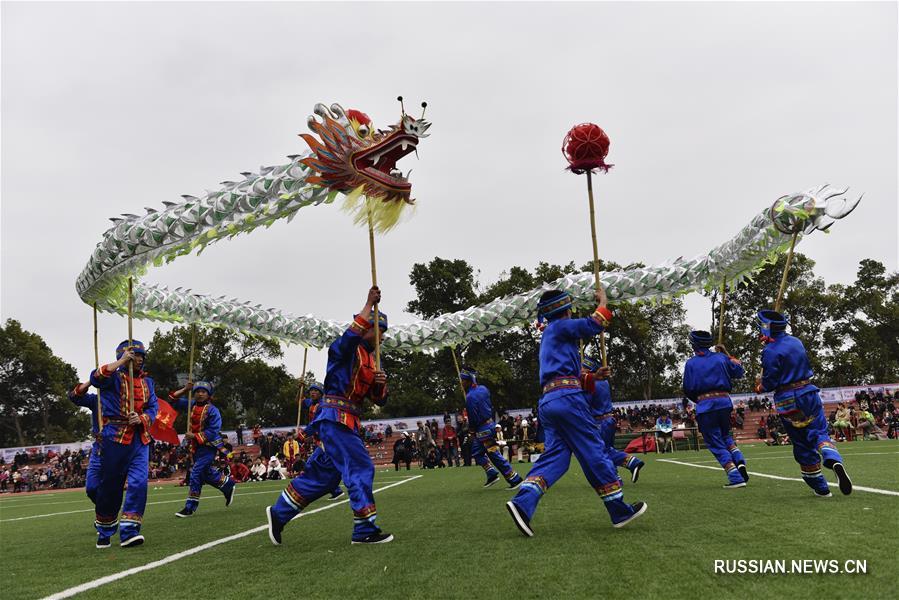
[2,1,896,393]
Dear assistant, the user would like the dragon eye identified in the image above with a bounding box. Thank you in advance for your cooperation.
[357,125,369,137]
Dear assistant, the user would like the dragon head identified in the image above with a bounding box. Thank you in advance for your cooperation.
[300,102,430,205]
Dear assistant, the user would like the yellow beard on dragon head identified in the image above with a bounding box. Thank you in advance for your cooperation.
[300,102,430,232]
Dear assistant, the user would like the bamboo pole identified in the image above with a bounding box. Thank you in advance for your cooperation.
[717,280,727,346]
[127,277,135,413]
[450,347,467,407]
[774,230,800,313]
[186,324,196,434]
[586,171,608,367]
[93,303,102,428]
[295,347,309,431]
[367,202,381,370]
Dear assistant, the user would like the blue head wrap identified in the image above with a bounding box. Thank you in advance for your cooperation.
[537,291,572,325]
[193,381,214,396]
[757,310,788,338]
[308,382,324,395]
[357,310,388,331]
[581,355,601,372]
[689,330,714,349]
[459,366,478,384]
[116,339,146,359]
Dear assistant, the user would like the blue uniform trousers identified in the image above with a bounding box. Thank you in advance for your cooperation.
[184,447,233,511]
[511,393,636,525]
[85,442,101,504]
[94,436,149,541]
[472,427,519,484]
[696,407,746,484]
[597,417,641,473]
[271,421,379,541]
[780,391,842,494]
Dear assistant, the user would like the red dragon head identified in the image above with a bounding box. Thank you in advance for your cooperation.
[300,102,430,208]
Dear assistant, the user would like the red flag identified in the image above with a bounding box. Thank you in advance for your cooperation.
[149,398,180,445]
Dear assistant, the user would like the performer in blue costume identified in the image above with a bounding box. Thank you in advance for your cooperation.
[460,367,523,489]
[507,287,647,536]
[682,331,748,489]
[580,357,644,483]
[756,310,852,497]
[89,340,158,548]
[67,382,102,503]
[170,381,235,517]
[267,286,393,545]
[301,382,345,501]
[301,382,325,426]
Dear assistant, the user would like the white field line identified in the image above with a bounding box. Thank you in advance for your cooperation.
[670,451,899,464]
[40,476,422,600]
[658,459,899,497]
[0,494,60,503]
[0,478,414,510]
[1,477,419,522]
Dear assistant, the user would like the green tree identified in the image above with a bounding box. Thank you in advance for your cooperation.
[143,326,299,429]
[825,260,899,385]
[0,320,90,446]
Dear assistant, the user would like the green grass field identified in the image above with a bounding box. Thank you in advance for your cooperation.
[2,441,898,600]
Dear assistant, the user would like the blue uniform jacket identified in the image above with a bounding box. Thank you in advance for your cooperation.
[465,385,495,433]
[539,309,608,403]
[68,389,100,449]
[587,379,613,418]
[314,316,387,433]
[89,365,158,445]
[760,334,818,419]
[683,350,745,415]
[172,398,225,451]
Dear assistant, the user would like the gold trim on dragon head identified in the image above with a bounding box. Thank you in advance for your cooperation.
[300,102,431,206]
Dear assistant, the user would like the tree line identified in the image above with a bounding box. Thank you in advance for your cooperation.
[1,255,895,446]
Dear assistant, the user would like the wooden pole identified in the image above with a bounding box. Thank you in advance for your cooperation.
[127,277,135,413]
[774,230,800,313]
[586,171,608,367]
[186,324,196,434]
[450,346,467,407]
[717,280,727,346]
[367,202,381,370]
[295,347,309,431]
[93,303,102,428]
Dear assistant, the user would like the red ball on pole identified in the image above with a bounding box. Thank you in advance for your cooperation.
[562,123,613,174]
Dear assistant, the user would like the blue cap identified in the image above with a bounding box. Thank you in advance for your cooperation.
[537,291,572,324]
[581,356,601,372]
[689,330,714,349]
[459,366,478,383]
[193,381,214,396]
[357,310,388,331]
[116,340,146,359]
[757,310,788,337]
[308,382,324,395]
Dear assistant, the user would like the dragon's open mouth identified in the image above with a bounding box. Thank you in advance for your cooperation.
[351,133,417,192]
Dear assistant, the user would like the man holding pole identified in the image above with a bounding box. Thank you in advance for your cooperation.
[90,340,158,548]
[683,330,748,489]
[266,286,392,545]
[67,382,102,503]
[507,287,647,537]
[460,366,523,489]
[580,357,644,482]
[755,310,852,497]
[300,382,345,500]
[170,381,236,517]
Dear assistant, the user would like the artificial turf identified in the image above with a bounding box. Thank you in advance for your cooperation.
[2,441,897,600]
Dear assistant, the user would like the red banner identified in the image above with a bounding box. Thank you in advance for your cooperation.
[149,398,180,445]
